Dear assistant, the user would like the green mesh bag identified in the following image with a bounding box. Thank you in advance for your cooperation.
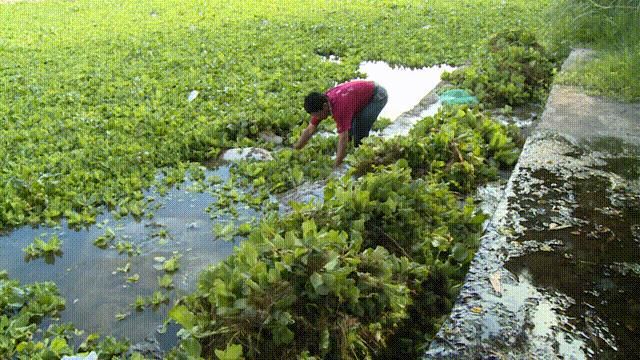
[439,89,479,105]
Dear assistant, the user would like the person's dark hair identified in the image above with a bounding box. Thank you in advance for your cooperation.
[304,92,327,113]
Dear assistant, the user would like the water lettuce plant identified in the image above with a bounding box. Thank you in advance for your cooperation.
[350,106,521,192]
[171,218,422,359]
[441,29,558,107]
[0,0,550,231]
[23,235,63,260]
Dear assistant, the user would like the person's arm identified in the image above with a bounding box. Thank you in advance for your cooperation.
[334,131,349,167]
[293,123,317,150]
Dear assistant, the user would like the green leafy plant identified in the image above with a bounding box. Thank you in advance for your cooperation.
[0,273,131,358]
[163,255,181,273]
[215,343,244,360]
[171,218,421,359]
[116,262,131,273]
[0,0,549,232]
[441,29,557,106]
[133,296,147,311]
[116,240,141,256]
[150,291,170,307]
[213,222,237,242]
[23,235,63,260]
[231,135,336,196]
[93,227,116,249]
[0,1,548,357]
[371,117,393,132]
[349,106,521,193]
[158,274,174,289]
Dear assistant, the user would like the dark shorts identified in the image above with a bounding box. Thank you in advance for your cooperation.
[349,84,388,147]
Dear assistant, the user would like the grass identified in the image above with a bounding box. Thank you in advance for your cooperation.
[547,0,640,101]
[557,45,640,101]
[0,0,552,230]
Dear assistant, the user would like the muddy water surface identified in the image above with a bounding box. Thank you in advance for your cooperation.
[0,166,240,348]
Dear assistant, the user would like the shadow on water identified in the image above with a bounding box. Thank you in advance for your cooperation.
[505,174,640,359]
[0,165,251,350]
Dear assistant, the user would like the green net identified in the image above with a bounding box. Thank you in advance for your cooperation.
[439,89,479,105]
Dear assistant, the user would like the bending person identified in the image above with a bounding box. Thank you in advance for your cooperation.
[293,80,387,167]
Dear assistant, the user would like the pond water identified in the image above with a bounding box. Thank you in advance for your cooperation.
[0,166,240,348]
[357,61,455,121]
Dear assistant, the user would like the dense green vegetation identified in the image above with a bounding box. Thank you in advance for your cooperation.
[547,0,640,101]
[168,106,519,359]
[441,29,558,107]
[0,0,550,230]
[0,0,559,358]
[350,106,521,192]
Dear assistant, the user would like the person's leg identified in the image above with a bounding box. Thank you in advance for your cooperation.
[350,85,388,147]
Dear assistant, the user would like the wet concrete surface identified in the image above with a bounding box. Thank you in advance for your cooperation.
[425,49,640,359]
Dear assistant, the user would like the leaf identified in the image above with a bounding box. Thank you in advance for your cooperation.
[181,337,203,358]
[93,235,111,249]
[215,343,244,360]
[163,256,181,273]
[214,222,236,241]
[126,274,140,283]
[310,272,323,290]
[133,296,146,310]
[451,243,469,263]
[151,291,169,306]
[292,167,304,184]
[237,222,252,236]
[310,272,328,295]
[323,253,339,271]
[302,220,317,239]
[272,325,294,345]
[158,274,174,289]
[49,336,69,354]
[169,305,196,330]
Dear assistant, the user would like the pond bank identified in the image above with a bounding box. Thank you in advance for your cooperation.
[425,49,640,359]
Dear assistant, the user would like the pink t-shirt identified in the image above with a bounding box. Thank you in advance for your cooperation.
[311,80,375,133]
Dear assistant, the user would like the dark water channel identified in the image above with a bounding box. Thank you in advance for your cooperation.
[505,155,640,358]
[0,165,246,349]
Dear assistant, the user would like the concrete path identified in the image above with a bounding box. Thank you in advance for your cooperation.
[425,49,640,359]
